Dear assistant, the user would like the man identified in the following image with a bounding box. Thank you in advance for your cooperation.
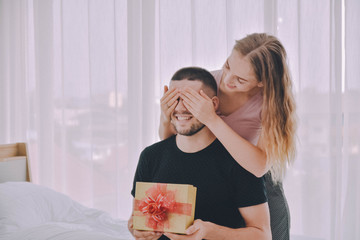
[128,67,271,240]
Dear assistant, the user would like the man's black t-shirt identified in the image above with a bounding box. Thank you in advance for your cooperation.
[131,136,267,237]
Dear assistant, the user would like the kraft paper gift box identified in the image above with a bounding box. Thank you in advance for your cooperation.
[133,182,197,234]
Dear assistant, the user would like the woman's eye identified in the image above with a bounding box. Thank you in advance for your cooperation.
[237,78,244,84]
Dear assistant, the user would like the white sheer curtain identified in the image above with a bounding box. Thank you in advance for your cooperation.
[0,0,359,239]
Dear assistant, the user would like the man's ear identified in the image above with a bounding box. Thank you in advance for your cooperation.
[212,96,220,111]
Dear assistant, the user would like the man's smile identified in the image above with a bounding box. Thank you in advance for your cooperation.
[174,115,193,121]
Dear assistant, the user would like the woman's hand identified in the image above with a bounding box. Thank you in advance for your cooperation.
[164,219,210,240]
[160,85,179,124]
[181,88,218,126]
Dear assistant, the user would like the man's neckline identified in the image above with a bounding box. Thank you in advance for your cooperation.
[174,127,217,153]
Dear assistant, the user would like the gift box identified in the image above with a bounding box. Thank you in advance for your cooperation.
[133,182,197,234]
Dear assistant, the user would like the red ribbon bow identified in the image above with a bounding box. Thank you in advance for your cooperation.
[138,184,176,229]
[140,193,175,225]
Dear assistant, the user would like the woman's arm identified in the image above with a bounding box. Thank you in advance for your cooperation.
[207,115,268,177]
[181,88,269,177]
[159,85,179,140]
[159,118,176,140]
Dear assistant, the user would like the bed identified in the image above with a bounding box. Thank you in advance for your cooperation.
[0,143,133,240]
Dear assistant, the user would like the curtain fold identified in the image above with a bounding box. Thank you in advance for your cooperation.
[343,0,360,238]
[0,0,359,239]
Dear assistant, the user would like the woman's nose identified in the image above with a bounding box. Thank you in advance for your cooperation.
[224,73,235,84]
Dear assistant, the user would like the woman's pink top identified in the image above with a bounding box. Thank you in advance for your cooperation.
[212,70,263,145]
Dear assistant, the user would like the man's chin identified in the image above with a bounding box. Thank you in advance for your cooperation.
[176,124,205,136]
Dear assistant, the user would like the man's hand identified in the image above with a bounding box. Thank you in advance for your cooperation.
[132,229,163,240]
[163,219,210,240]
[128,215,163,240]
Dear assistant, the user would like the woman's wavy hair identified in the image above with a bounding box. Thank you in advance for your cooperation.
[234,33,297,182]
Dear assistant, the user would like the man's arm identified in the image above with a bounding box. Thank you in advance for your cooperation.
[129,146,164,240]
[164,202,271,240]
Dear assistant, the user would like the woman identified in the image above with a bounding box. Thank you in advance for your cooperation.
[159,33,297,240]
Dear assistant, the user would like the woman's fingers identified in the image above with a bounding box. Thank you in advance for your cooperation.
[167,99,178,114]
[182,101,197,117]
[199,89,212,100]
[184,87,211,101]
[167,92,180,107]
[181,90,208,113]
[161,86,177,103]
[160,87,179,121]
[180,91,196,106]
[181,88,210,108]
[163,85,169,94]
[182,88,203,101]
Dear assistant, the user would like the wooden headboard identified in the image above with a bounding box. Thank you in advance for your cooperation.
[0,143,31,183]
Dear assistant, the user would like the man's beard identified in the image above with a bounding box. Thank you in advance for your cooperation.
[172,120,205,136]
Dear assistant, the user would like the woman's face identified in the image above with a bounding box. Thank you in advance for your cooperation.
[221,50,263,93]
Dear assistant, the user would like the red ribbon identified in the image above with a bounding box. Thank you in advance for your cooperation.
[135,183,192,231]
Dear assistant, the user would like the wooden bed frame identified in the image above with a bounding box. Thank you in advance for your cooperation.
[0,143,31,182]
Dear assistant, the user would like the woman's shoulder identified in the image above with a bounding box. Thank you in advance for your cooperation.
[220,92,263,145]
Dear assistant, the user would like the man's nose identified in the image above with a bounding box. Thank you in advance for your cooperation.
[175,98,187,111]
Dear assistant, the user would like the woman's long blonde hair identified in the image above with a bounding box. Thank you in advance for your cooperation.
[234,33,297,182]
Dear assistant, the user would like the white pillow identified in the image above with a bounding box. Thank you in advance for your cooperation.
[0,182,133,240]
[0,182,88,233]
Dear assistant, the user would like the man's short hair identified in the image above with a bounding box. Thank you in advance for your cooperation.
[171,67,217,95]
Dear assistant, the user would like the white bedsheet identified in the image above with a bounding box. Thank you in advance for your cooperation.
[0,182,133,240]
